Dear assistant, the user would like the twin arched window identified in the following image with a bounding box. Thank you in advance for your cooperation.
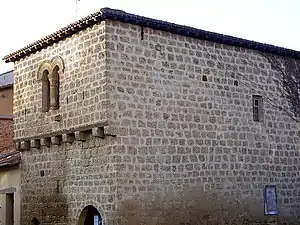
[37,56,64,112]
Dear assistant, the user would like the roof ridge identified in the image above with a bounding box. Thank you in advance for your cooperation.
[3,7,300,62]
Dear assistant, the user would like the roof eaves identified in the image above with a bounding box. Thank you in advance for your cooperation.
[0,114,14,120]
[0,84,13,89]
[3,11,105,63]
[3,7,300,62]
[0,151,21,168]
[0,161,20,168]
[100,8,300,59]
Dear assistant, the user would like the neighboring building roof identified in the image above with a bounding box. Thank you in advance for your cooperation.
[0,114,13,120]
[3,7,300,63]
[0,70,13,88]
[0,151,21,168]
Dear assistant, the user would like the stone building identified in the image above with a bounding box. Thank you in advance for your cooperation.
[0,70,14,153]
[3,8,300,225]
[0,151,21,225]
[0,70,21,225]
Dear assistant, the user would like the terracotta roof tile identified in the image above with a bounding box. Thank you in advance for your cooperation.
[3,7,300,62]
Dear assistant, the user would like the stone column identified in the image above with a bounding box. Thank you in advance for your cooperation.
[50,81,57,110]
[49,71,60,110]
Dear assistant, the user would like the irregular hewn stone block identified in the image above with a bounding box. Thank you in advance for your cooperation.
[104,126,117,137]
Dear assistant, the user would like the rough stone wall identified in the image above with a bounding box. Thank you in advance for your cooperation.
[12,21,120,225]
[13,21,108,141]
[14,18,300,225]
[20,137,119,225]
[104,20,300,223]
[20,146,68,225]
[0,119,13,153]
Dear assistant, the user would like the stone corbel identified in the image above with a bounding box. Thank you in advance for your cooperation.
[51,136,62,145]
[62,133,74,143]
[15,142,21,151]
[20,141,30,150]
[31,139,41,149]
[40,138,51,147]
[92,127,105,138]
[75,131,88,141]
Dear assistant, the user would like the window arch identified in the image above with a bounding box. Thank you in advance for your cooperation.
[37,56,64,112]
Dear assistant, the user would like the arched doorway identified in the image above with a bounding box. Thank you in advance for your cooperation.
[78,205,102,225]
[31,217,40,225]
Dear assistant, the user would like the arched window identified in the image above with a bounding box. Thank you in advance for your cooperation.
[41,70,50,112]
[37,56,64,112]
[50,65,60,110]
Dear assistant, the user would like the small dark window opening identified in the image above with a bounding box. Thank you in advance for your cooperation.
[202,75,207,82]
[234,80,238,86]
[55,78,59,109]
[140,26,144,40]
[56,180,60,194]
[40,170,45,177]
[252,95,263,122]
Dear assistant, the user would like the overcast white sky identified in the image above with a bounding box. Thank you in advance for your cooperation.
[0,0,299,74]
